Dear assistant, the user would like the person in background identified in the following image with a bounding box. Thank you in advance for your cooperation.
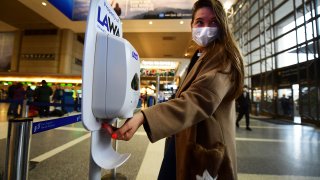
[12,82,25,117]
[114,3,121,16]
[236,85,252,131]
[26,86,34,103]
[280,94,289,115]
[52,85,64,110]
[110,0,121,17]
[34,80,53,117]
[7,82,16,116]
[103,0,244,179]
[139,93,144,108]
[158,91,165,103]
[143,91,147,108]
[26,86,39,117]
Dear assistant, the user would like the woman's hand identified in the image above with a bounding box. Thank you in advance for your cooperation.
[102,112,145,141]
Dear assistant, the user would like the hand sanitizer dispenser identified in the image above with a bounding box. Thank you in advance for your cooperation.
[88,32,140,170]
[81,0,140,177]
[92,32,140,120]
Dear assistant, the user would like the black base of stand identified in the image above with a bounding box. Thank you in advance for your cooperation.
[29,161,38,170]
[101,173,127,180]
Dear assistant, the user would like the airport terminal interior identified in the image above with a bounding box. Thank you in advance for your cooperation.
[0,0,320,179]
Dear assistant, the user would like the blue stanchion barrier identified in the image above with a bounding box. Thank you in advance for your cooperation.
[32,114,82,134]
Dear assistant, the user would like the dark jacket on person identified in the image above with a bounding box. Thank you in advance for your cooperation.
[13,84,25,101]
[236,92,250,111]
[7,84,16,99]
[53,89,64,101]
[34,85,53,102]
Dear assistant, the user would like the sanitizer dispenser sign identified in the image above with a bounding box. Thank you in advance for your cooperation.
[82,0,140,172]
[96,1,122,36]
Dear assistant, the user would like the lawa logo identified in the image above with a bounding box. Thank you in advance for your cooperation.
[132,51,139,60]
[97,6,120,36]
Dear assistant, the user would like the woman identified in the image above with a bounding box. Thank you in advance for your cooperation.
[104,0,244,179]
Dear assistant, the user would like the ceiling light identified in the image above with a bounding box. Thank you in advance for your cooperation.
[184,53,188,57]
[224,1,232,10]
[180,21,184,24]
[149,21,153,25]
[42,2,47,6]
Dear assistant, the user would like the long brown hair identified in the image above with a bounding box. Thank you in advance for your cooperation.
[191,0,244,100]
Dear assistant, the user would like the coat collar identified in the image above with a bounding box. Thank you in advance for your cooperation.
[176,54,206,97]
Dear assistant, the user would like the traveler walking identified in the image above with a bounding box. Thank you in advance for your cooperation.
[236,85,252,131]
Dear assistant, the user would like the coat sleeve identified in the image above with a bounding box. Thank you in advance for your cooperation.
[142,63,233,143]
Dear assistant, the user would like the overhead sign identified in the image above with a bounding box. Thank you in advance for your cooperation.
[48,0,195,21]
[48,0,74,20]
[108,0,194,19]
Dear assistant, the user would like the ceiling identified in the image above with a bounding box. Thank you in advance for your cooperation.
[0,0,236,74]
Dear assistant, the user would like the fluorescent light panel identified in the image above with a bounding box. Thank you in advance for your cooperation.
[141,61,178,69]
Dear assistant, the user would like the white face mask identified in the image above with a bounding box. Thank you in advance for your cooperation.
[192,27,219,47]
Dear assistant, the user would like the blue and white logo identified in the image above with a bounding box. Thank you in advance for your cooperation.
[132,51,139,60]
[96,1,121,37]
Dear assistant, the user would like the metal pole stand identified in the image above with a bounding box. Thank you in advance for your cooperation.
[101,119,127,180]
[4,117,33,180]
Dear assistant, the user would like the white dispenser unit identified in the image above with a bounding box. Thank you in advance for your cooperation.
[92,32,140,120]
[81,0,140,178]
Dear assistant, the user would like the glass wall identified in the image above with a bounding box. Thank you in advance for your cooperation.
[230,0,320,125]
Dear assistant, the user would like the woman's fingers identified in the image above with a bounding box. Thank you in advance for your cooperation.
[115,121,133,141]
[101,121,133,140]
[101,123,117,135]
[102,112,145,141]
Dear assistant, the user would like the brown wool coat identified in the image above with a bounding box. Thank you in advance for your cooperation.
[142,53,237,180]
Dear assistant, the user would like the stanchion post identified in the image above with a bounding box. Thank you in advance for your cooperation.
[21,100,29,118]
[111,119,119,178]
[89,145,101,180]
[4,118,33,180]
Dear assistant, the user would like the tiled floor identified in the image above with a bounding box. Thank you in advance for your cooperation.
[0,104,320,179]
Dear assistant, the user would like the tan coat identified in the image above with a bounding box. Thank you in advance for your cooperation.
[142,52,237,180]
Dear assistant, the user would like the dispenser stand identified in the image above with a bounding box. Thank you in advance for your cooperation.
[101,119,127,180]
